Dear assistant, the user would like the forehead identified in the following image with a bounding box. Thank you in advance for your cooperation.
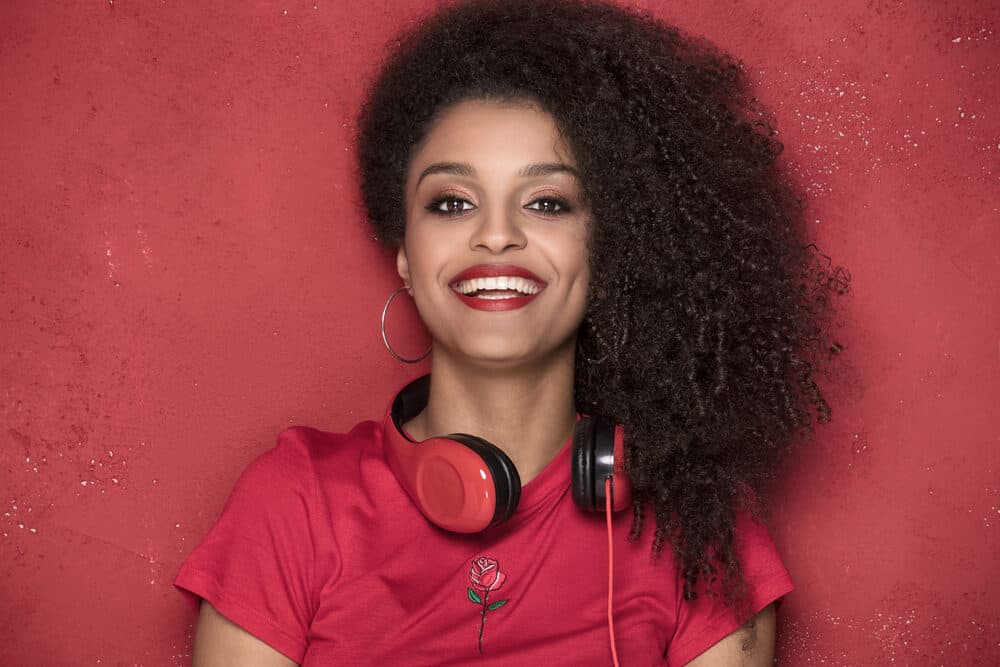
[407,99,577,180]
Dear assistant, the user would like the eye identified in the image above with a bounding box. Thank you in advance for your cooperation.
[427,196,475,216]
[525,197,570,215]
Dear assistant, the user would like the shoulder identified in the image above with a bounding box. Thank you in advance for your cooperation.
[175,423,382,665]
[663,507,793,667]
[732,508,793,597]
[274,420,381,458]
[251,420,381,478]
[218,420,382,519]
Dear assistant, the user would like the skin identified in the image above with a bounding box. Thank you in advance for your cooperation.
[687,603,777,666]
[192,601,295,667]
[191,100,777,666]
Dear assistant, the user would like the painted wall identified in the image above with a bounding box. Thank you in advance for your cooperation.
[1,0,996,664]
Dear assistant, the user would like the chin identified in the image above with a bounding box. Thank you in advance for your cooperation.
[458,345,534,366]
[452,337,578,369]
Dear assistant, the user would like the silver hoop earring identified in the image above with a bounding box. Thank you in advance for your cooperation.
[582,316,608,365]
[381,286,431,364]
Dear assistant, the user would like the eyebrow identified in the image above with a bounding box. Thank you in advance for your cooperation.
[520,162,581,180]
[415,162,475,188]
[414,161,580,188]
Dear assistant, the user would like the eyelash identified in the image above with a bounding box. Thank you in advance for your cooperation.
[425,196,572,217]
[426,196,475,216]
[525,197,571,215]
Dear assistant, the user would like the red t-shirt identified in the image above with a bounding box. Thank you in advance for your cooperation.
[175,414,793,666]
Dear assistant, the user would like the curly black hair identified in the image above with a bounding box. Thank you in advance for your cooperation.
[356,0,849,605]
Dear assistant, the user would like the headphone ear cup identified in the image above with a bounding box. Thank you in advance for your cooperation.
[448,433,521,526]
[571,417,597,511]
[572,416,630,512]
[609,423,631,511]
[388,432,520,533]
[385,375,523,533]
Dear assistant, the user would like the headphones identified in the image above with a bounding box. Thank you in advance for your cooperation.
[383,375,631,533]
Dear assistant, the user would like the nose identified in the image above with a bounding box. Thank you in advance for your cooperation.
[469,204,527,254]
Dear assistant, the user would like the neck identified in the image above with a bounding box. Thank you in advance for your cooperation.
[404,345,578,484]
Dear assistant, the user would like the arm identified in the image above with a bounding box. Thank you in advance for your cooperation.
[177,433,322,665]
[192,601,298,667]
[683,603,776,667]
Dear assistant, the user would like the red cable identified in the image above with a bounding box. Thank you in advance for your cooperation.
[606,477,621,667]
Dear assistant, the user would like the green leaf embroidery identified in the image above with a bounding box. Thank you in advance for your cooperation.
[467,587,482,604]
[486,599,508,611]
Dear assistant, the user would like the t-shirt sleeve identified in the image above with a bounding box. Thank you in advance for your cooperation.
[174,430,319,664]
[664,510,794,667]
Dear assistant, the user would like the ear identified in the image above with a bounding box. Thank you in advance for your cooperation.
[396,244,411,289]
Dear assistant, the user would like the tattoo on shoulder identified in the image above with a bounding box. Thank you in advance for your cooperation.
[739,614,759,654]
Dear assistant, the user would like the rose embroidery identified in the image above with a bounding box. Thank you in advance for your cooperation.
[469,557,506,594]
[467,556,509,653]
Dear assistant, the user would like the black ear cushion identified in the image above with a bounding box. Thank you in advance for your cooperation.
[571,417,596,511]
[392,375,431,434]
[449,433,521,525]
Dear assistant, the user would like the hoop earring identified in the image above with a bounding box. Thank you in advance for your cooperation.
[582,316,608,365]
[381,286,431,364]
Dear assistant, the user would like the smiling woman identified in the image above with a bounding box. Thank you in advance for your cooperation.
[399,99,592,373]
[175,1,847,665]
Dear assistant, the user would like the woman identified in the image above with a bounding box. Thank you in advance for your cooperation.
[175,1,847,664]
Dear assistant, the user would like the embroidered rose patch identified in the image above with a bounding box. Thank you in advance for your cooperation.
[467,556,509,653]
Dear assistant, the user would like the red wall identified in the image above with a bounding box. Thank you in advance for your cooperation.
[2,1,997,664]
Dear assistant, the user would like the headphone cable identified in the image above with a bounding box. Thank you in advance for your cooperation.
[606,477,621,667]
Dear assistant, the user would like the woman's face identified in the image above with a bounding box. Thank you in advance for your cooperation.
[399,98,591,368]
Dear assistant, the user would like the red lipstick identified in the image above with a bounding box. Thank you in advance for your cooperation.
[450,264,546,283]
[449,264,547,312]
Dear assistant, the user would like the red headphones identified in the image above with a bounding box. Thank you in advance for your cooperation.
[383,375,631,533]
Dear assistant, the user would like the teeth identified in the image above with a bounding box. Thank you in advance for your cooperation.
[455,276,542,296]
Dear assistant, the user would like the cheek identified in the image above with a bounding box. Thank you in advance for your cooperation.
[402,225,465,296]
[402,228,440,281]
[556,233,592,287]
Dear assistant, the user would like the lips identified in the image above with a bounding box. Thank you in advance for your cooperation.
[448,264,547,312]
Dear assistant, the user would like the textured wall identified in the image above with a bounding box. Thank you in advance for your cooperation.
[1,1,997,664]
